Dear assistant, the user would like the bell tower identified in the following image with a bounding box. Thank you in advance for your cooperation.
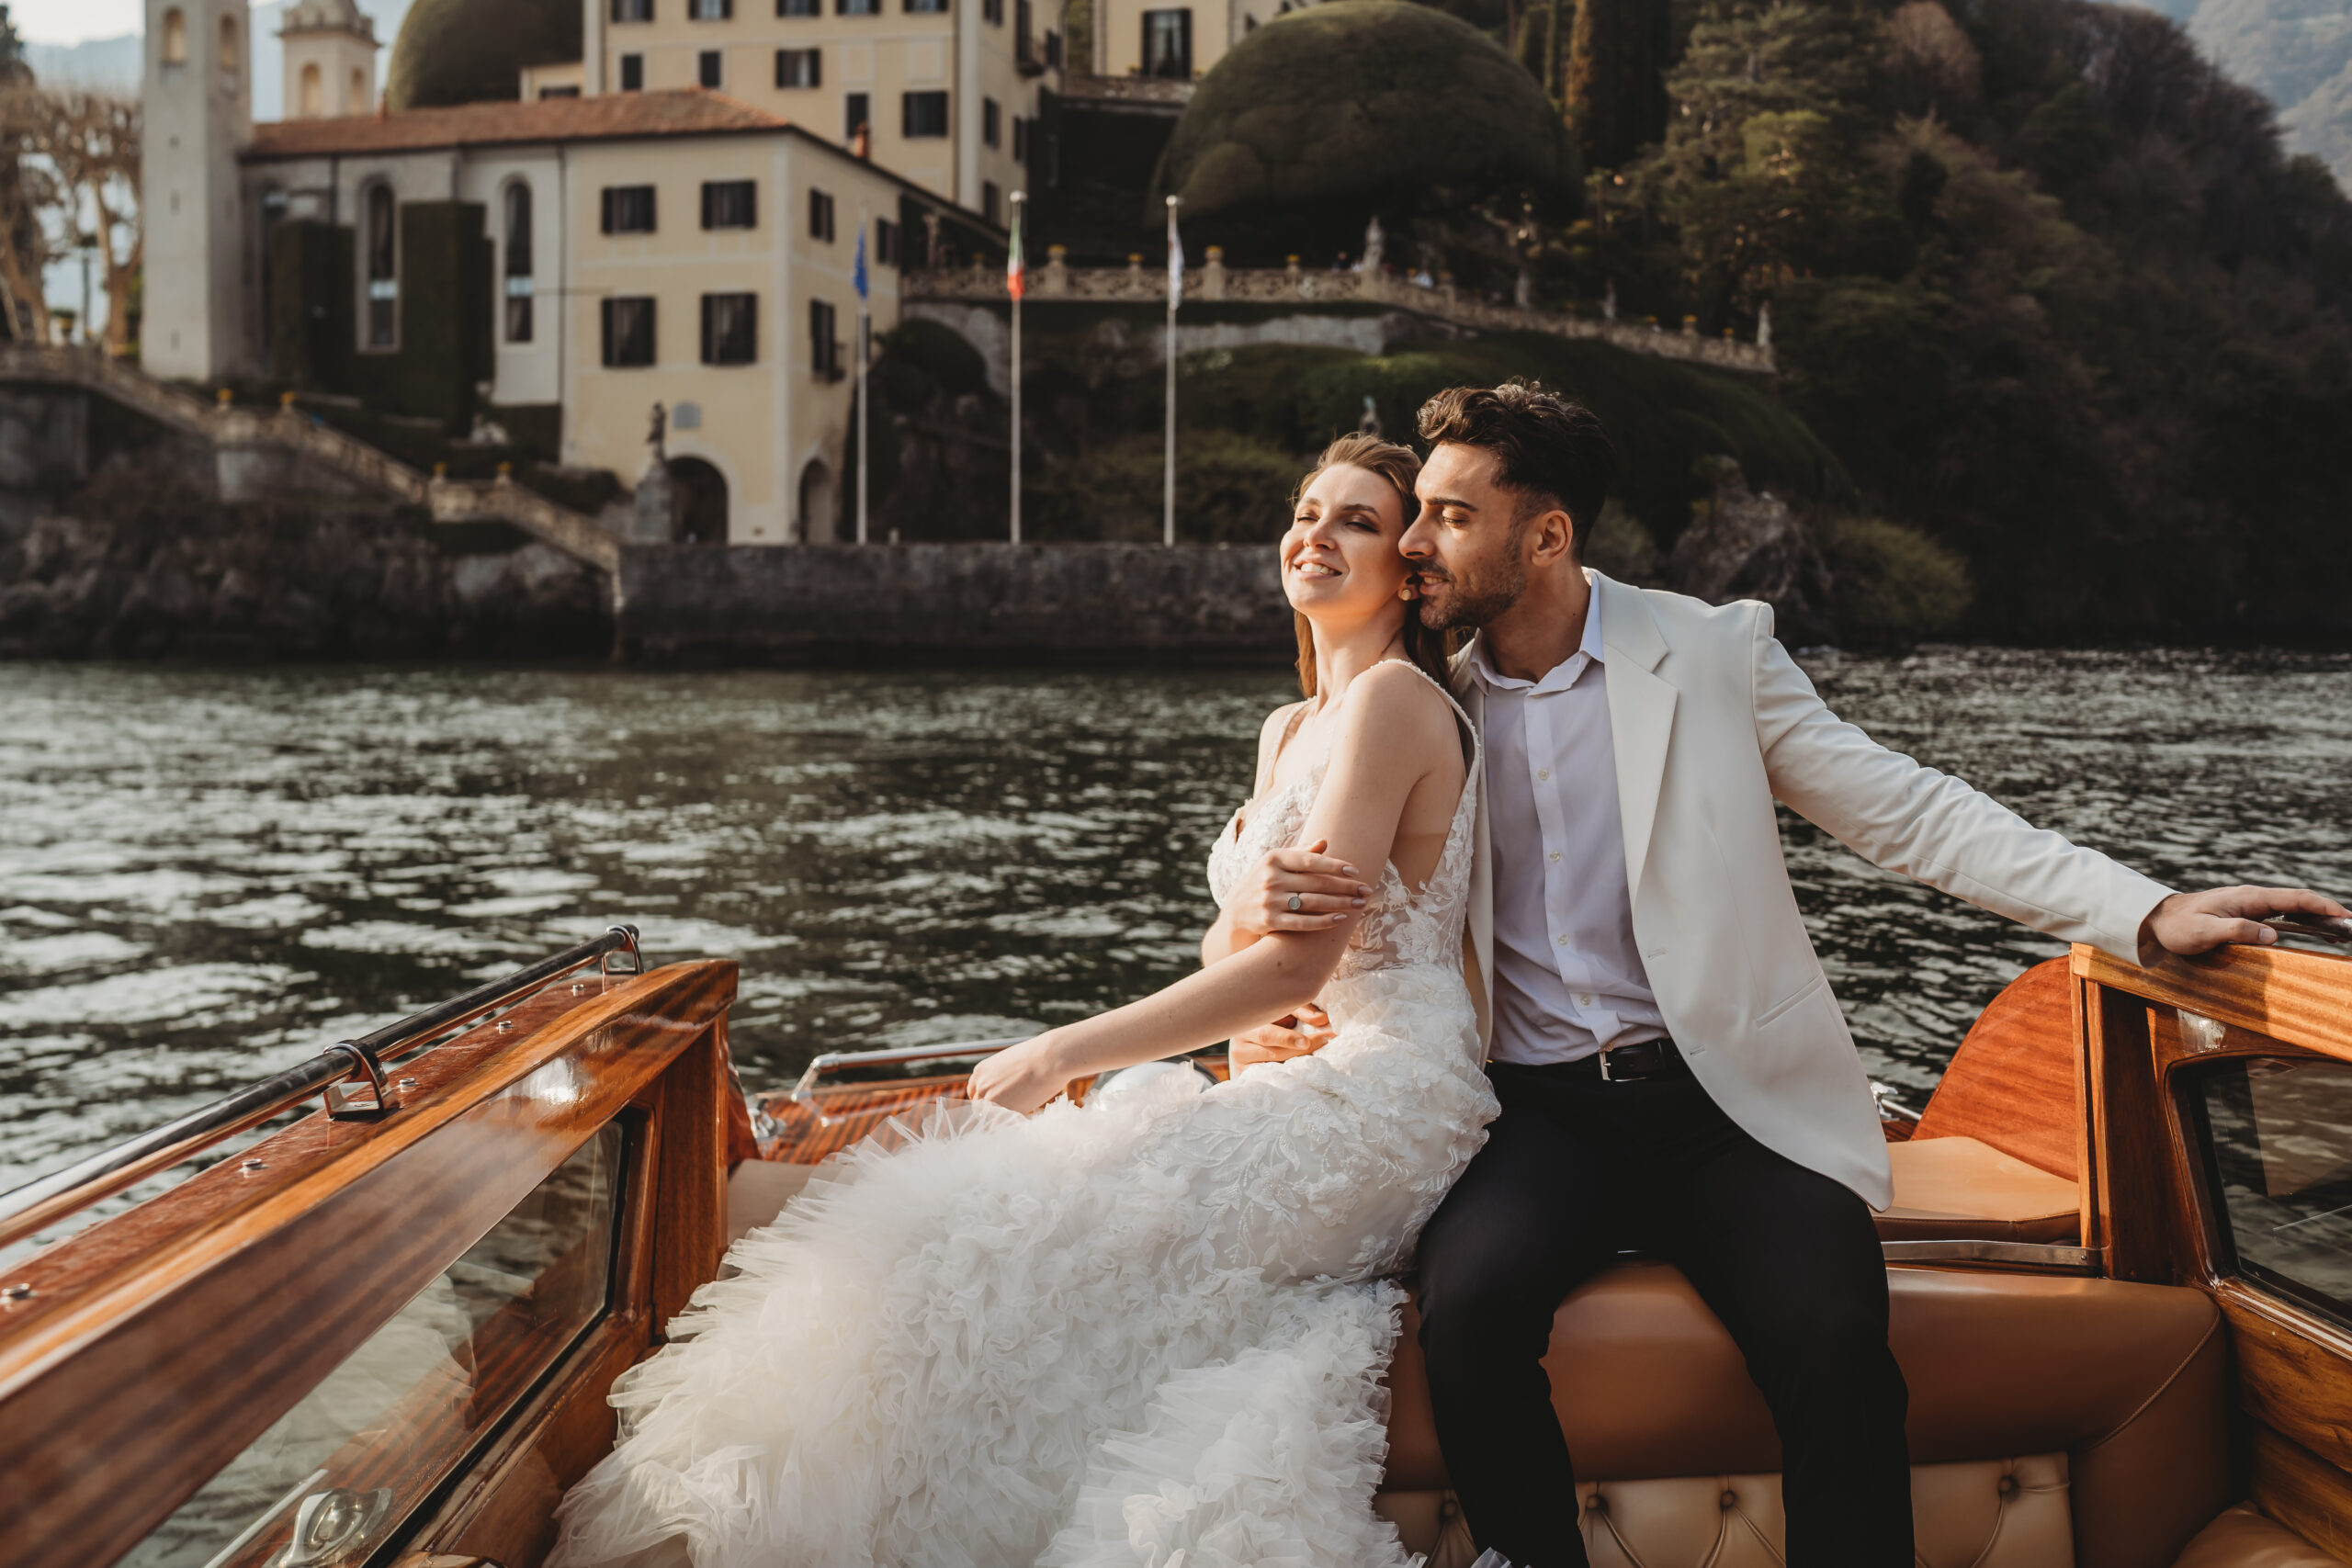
[280,0,379,118]
[141,0,254,380]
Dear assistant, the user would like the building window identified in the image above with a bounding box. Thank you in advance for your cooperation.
[902,90,948,137]
[296,62,322,115]
[982,96,1000,148]
[1012,115,1026,162]
[981,181,1001,226]
[907,0,948,13]
[541,84,582,97]
[160,7,187,64]
[503,181,535,343]
[612,0,653,18]
[845,92,870,140]
[363,183,396,348]
[703,179,756,229]
[808,187,835,241]
[218,14,239,73]
[619,52,645,89]
[983,0,1002,20]
[698,49,723,86]
[839,0,879,15]
[601,184,658,233]
[1142,7,1191,77]
[603,297,657,367]
[775,46,820,86]
[702,293,758,364]
[875,215,900,266]
[779,0,820,12]
[809,298,841,377]
[689,0,732,15]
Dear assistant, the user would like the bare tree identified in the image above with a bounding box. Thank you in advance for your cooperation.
[1,84,141,350]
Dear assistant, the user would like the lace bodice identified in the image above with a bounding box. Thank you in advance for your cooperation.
[1207,663,1481,981]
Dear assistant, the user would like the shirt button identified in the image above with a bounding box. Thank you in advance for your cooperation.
[1548,851,1561,863]
[1555,934,1568,945]
[1537,767,1552,781]
[1577,992,1594,1005]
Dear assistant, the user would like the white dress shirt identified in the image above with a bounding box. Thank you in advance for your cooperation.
[1472,588,1668,1065]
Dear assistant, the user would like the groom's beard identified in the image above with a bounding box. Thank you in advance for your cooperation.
[1414,555,1527,632]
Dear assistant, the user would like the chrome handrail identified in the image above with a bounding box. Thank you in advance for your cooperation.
[790,1037,1022,1101]
[0,925,646,1255]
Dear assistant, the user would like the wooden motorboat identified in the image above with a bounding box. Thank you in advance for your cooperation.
[5,921,2352,1568]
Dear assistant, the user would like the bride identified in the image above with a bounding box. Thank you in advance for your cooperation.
[548,433,1498,1568]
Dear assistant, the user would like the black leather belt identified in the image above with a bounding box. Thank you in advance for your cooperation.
[1566,1036,1684,1083]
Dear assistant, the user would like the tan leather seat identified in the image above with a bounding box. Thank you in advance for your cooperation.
[1382,1260,2228,1568]
[1876,1134,2082,1245]
[2171,1506,2346,1567]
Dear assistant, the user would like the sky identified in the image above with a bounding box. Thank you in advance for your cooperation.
[10,1,145,46]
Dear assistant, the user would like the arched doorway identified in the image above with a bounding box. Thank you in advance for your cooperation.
[671,457,729,544]
[797,458,836,543]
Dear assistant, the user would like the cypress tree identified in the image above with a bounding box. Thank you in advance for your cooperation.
[1565,0,1668,167]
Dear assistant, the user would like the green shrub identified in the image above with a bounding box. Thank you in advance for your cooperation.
[1815,513,1971,642]
[1026,431,1299,544]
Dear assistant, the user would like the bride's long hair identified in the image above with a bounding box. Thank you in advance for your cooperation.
[1292,433,1453,698]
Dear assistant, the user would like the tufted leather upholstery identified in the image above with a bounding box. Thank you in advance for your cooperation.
[1377,1453,2074,1567]
[1384,1262,2228,1568]
[2168,1506,2346,1567]
[1877,1135,2083,1245]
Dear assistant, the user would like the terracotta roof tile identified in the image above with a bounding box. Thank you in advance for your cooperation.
[248,89,788,157]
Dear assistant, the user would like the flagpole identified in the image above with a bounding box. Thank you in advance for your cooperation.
[854,205,871,545]
[1163,194,1181,548]
[1009,190,1024,546]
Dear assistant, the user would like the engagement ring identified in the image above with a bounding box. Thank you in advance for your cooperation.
[1287,895,1303,912]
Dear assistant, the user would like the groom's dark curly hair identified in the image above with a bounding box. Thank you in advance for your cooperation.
[1416,381,1620,555]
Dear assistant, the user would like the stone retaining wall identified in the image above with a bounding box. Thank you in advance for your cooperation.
[616,541,1292,664]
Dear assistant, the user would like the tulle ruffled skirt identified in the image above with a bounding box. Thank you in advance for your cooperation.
[548,970,1493,1568]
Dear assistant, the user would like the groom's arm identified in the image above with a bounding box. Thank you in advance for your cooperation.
[1745,610,2348,964]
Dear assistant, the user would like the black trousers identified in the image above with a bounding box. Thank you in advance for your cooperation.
[1414,1060,1913,1567]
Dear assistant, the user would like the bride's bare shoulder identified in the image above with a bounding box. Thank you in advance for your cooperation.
[1331,662,1462,760]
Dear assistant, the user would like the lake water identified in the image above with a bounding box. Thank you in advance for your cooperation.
[5,649,2349,1241]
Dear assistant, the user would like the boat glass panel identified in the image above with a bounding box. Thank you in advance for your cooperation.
[115,1122,627,1568]
[2192,1057,2352,1329]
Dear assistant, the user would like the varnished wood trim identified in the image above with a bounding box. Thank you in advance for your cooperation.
[2245,1423,2352,1562]
[2074,942,2352,1063]
[2215,1284,2352,1478]
[2085,983,2174,1283]
[652,1022,729,1332]
[0,962,737,1568]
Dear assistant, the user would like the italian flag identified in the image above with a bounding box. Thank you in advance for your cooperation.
[1007,210,1026,301]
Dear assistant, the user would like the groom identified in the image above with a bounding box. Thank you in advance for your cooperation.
[1235,380,2347,1566]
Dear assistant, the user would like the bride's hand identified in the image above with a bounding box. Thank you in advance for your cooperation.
[1230,839,1373,937]
[968,1032,1078,1115]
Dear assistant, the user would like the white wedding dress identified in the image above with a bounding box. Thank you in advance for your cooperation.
[549,670,1498,1568]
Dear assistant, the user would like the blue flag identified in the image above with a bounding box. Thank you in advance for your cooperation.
[854,225,869,302]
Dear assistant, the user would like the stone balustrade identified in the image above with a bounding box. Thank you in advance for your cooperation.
[910,249,1776,375]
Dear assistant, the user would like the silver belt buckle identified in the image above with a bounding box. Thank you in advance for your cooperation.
[1597,1045,1618,1083]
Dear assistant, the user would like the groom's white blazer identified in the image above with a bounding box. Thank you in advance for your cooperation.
[1448,571,2172,1210]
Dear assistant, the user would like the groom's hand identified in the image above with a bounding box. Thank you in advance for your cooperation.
[1232,840,1373,936]
[2139,885,2350,964]
[1230,1004,1335,1072]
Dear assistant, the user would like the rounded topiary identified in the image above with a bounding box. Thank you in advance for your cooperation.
[1153,0,1578,226]
[387,0,580,109]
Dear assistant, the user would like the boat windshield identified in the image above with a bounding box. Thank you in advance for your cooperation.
[117,1122,626,1568]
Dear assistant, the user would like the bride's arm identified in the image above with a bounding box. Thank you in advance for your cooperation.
[974,667,1458,1111]
[1200,705,1373,967]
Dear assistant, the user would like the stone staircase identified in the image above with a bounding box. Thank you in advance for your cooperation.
[0,345,619,573]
